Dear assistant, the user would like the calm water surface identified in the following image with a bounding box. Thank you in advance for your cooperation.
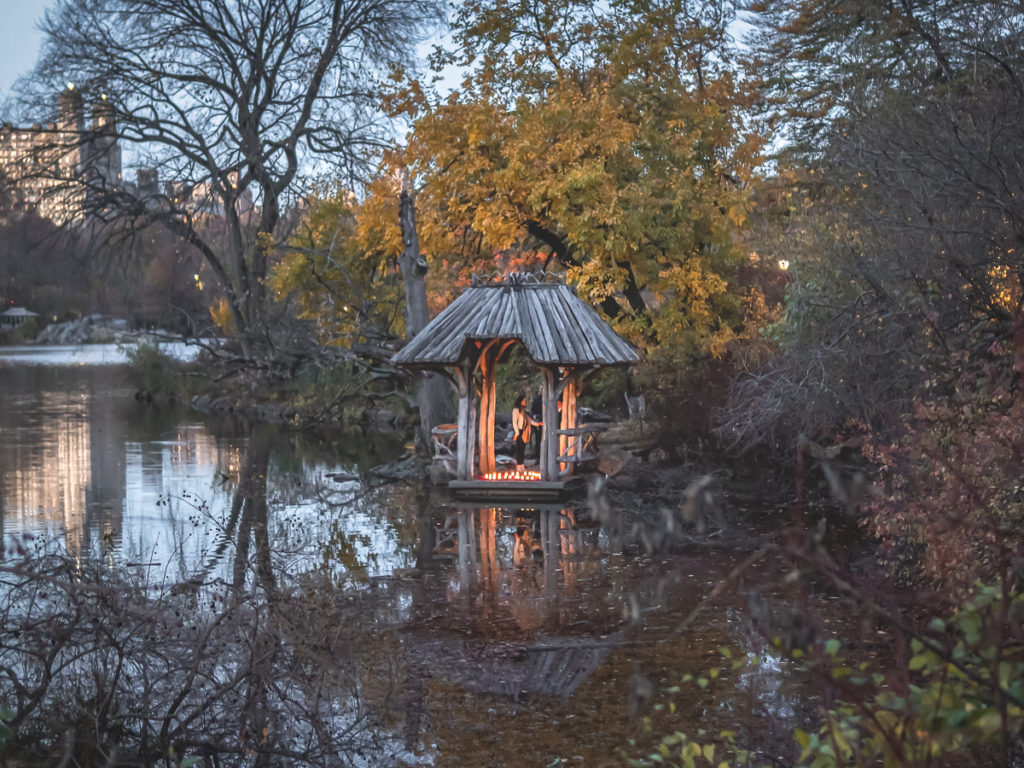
[0,351,846,767]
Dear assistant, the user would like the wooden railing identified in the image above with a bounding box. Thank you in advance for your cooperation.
[556,424,608,465]
[430,423,459,463]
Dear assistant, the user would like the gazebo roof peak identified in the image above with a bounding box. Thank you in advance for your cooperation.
[469,269,566,287]
[392,270,639,368]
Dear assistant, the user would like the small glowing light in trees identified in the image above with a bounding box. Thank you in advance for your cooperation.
[66,82,75,91]
[778,259,790,271]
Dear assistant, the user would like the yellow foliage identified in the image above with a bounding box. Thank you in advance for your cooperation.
[383,0,762,364]
[277,0,765,367]
[268,182,406,345]
[209,296,236,335]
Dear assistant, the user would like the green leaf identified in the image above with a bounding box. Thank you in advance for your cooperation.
[959,612,982,645]
[824,638,841,656]
[975,710,1002,734]
[794,728,810,751]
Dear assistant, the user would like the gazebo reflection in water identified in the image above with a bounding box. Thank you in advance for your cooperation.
[418,504,617,700]
[434,506,589,591]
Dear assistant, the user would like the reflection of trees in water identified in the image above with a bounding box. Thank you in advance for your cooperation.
[179,424,408,590]
[0,427,415,767]
[417,506,609,637]
[389,503,838,766]
[0,549,406,765]
[3,364,407,581]
[0,441,850,768]
[390,504,627,752]
[232,428,275,595]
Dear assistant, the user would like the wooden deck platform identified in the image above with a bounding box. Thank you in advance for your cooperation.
[448,476,585,501]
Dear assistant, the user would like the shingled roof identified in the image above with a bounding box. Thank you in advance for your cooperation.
[392,273,639,367]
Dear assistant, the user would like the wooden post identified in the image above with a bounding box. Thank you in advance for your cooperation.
[477,353,492,476]
[455,359,472,480]
[540,367,559,481]
[559,372,578,476]
[468,380,478,477]
[477,345,498,476]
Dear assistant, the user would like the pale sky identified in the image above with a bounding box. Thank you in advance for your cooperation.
[0,0,54,98]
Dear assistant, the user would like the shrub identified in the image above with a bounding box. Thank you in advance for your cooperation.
[626,584,1024,768]
[124,341,194,400]
[860,354,1024,596]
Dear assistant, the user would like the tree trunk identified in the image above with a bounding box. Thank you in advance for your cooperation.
[232,426,276,596]
[398,172,452,451]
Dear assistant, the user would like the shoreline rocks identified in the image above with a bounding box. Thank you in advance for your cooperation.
[34,315,177,345]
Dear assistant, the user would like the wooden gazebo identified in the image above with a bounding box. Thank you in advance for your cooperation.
[392,272,639,498]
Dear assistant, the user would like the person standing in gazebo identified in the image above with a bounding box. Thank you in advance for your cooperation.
[512,393,542,473]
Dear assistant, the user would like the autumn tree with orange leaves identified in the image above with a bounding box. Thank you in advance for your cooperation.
[275,0,764,370]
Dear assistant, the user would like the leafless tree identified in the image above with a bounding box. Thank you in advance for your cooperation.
[724,0,1024,458]
[20,0,443,360]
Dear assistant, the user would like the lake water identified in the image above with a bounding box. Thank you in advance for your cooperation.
[0,351,406,581]
[0,348,847,767]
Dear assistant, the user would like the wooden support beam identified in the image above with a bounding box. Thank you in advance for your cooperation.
[540,367,559,481]
[477,344,499,476]
[454,359,472,480]
[559,372,579,476]
[468,382,478,478]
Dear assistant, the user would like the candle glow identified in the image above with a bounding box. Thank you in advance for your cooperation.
[480,469,542,481]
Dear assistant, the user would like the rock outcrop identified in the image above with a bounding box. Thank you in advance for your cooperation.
[35,315,172,345]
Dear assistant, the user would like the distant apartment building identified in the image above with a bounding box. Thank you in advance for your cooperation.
[162,174,256,218]
[1,87,258,225]
[0,86,122,221]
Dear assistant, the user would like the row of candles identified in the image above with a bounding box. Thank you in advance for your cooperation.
[480,469,542,481]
